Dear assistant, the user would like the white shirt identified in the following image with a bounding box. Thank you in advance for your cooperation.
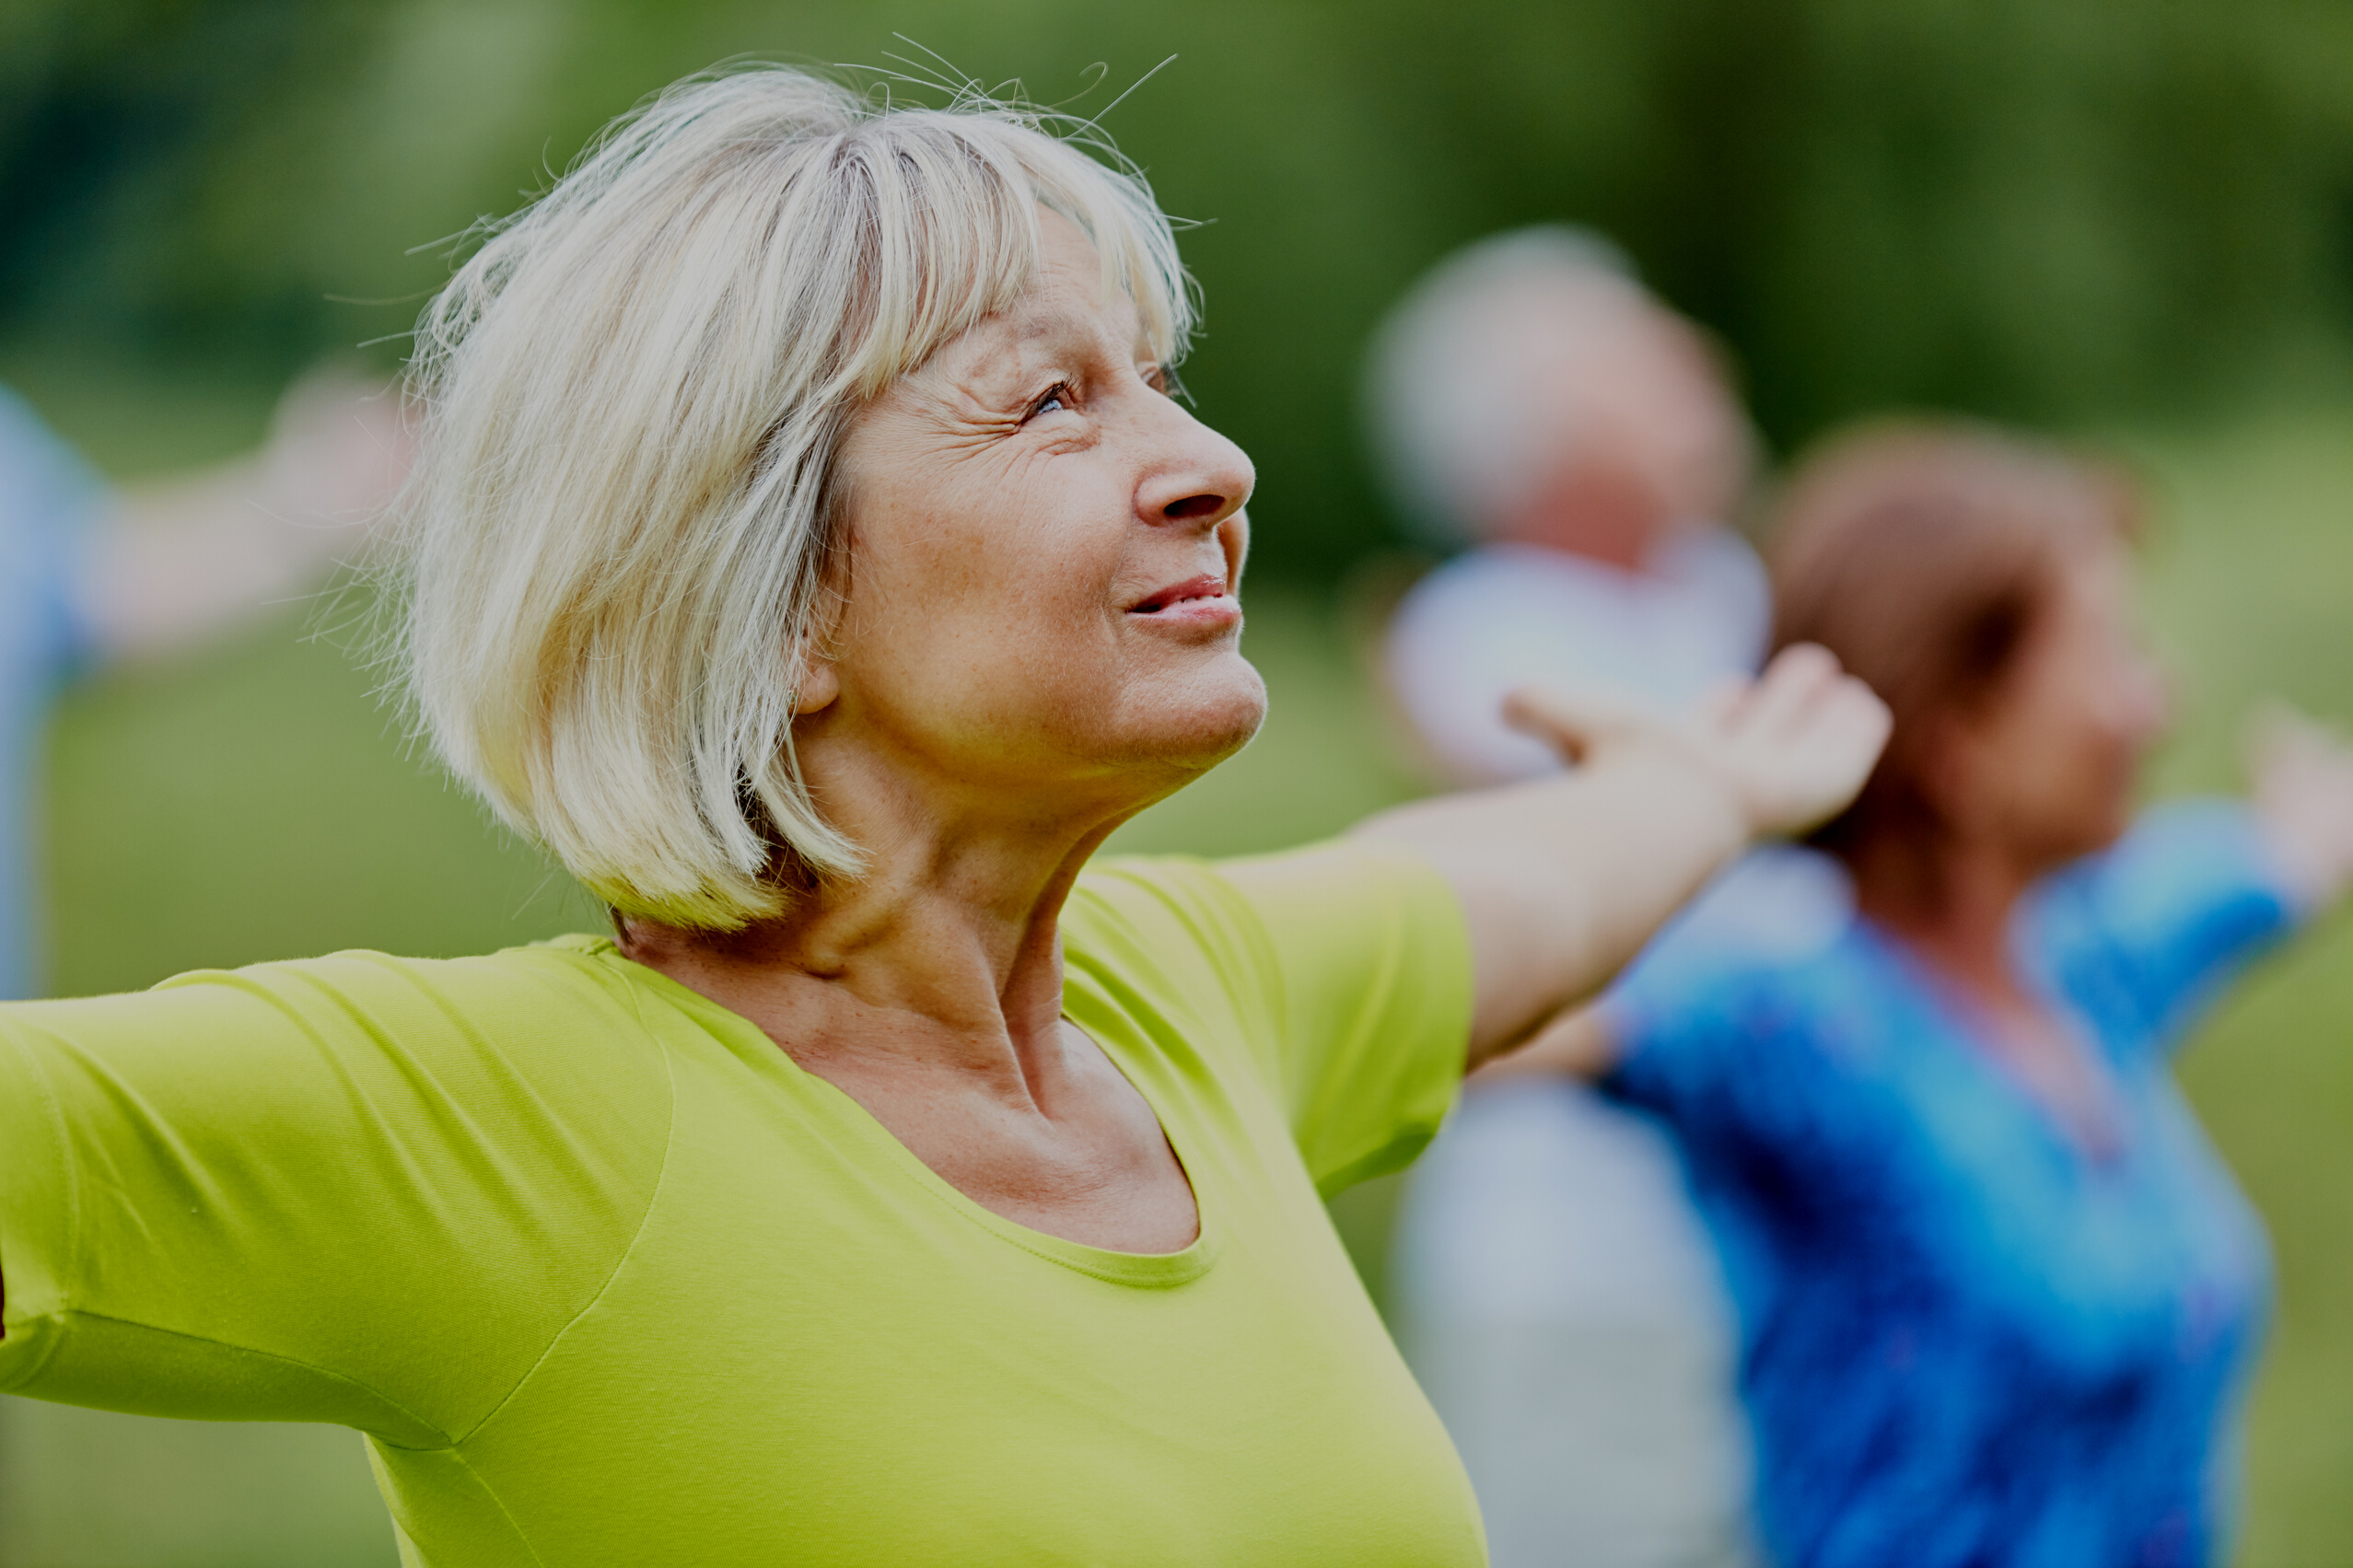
[1384,530,1771,784]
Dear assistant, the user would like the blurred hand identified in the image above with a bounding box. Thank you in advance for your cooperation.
[87,365,415,663]
[256,366,414,526]
[1503,643,1891,840]
[2250,703,2353,910]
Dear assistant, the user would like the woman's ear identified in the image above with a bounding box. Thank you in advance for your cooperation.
[793,656,841,715]
[790,561,849,716]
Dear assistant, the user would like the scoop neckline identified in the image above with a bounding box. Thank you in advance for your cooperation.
[561,935,1221,1288]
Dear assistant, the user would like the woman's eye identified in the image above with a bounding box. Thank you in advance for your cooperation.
[1026,385,1072,422]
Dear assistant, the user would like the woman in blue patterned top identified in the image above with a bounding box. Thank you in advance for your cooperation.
[1497,420,2353,1568]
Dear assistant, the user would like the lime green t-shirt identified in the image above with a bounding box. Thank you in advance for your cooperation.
[0,845,1484,1566]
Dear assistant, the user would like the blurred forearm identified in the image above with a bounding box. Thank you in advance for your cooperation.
[76,369,409,665]
[83,473,362,661]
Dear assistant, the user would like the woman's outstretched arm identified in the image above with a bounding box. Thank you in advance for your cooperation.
[1355,644,1888,1070]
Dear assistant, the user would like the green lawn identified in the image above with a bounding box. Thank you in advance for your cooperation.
[5,361,2353,1565]
[2131,412,2353,1568]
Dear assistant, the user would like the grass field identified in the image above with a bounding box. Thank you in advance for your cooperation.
[4,359,2352,1565]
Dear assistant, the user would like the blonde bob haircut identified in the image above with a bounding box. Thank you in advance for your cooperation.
[390,64,1195,929]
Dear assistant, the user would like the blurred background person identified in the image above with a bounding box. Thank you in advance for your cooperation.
[1370,226,1765,783]
[1366,226,1777,1568]
[0,370,409,1000]
[1499,420,2353,1568]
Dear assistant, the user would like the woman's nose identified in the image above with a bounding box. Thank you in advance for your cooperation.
[1161,493,1226,523]
[1136,410,1254,532]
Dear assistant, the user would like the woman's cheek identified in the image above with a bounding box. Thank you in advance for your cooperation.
[1217,513,1250,584]
[2080,734,2140,841]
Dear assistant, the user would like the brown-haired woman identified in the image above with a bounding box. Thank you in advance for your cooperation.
[1497,420,2353,1568]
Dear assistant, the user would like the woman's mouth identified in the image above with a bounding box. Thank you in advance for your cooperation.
[1127,573,1241,627]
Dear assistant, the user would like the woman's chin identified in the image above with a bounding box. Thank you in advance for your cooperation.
[1118,658,1269,772]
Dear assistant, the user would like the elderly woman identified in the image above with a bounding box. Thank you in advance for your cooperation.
[0,68,1887,1564]
[1504,421,2353,1567]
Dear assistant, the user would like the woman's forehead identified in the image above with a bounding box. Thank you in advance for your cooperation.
[926,250,1151,389]
[1015,215,1146,339]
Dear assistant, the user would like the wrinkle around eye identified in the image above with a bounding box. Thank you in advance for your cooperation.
[1020,381,1077,424]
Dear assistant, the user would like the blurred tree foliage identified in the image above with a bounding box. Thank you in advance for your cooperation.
[6,0,2353,577]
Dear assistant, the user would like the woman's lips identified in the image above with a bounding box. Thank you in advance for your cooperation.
[1127,573,1241,628]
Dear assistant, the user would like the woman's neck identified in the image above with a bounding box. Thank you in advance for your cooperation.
[1855,832,2122,1153]
[1853,833,2040,1005]
[618,738,1206,1253]
[617,738,1153,1086]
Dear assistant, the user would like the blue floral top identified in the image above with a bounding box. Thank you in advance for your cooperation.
[1605,804,2295,1568]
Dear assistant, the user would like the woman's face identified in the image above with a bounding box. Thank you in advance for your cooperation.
[1502,302,1750,564]
[817,211,1263,810]
[1939,534,2170,869]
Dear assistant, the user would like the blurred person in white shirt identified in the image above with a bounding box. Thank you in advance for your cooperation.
[1367,227,1816,1568]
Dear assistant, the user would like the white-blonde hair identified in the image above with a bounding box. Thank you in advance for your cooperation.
[1363,226,1648,546]
[388,64,1194,929]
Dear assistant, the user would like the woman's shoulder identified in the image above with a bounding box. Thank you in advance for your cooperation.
[1603,896,1908,1137]
[153,933,644,1007]
[2033,798,2288,933]
[1601,851,1888,1111]
[109,935,670,1086]
[1068,851,1235,926]
[1066,841,1472,1056]
[1071,844,1473,1191]
[1064,852,1303,1028]
[2027,798,2301,1052]
[1068,842,1462,985]
[1066,854,1252,976]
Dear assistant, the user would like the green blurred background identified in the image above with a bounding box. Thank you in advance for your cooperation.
[8,1,2353,1563]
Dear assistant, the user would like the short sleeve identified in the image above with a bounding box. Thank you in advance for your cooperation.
[2031,800,2301,1060]
[1070,844,1475,1196]
[0,947,669,1443]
